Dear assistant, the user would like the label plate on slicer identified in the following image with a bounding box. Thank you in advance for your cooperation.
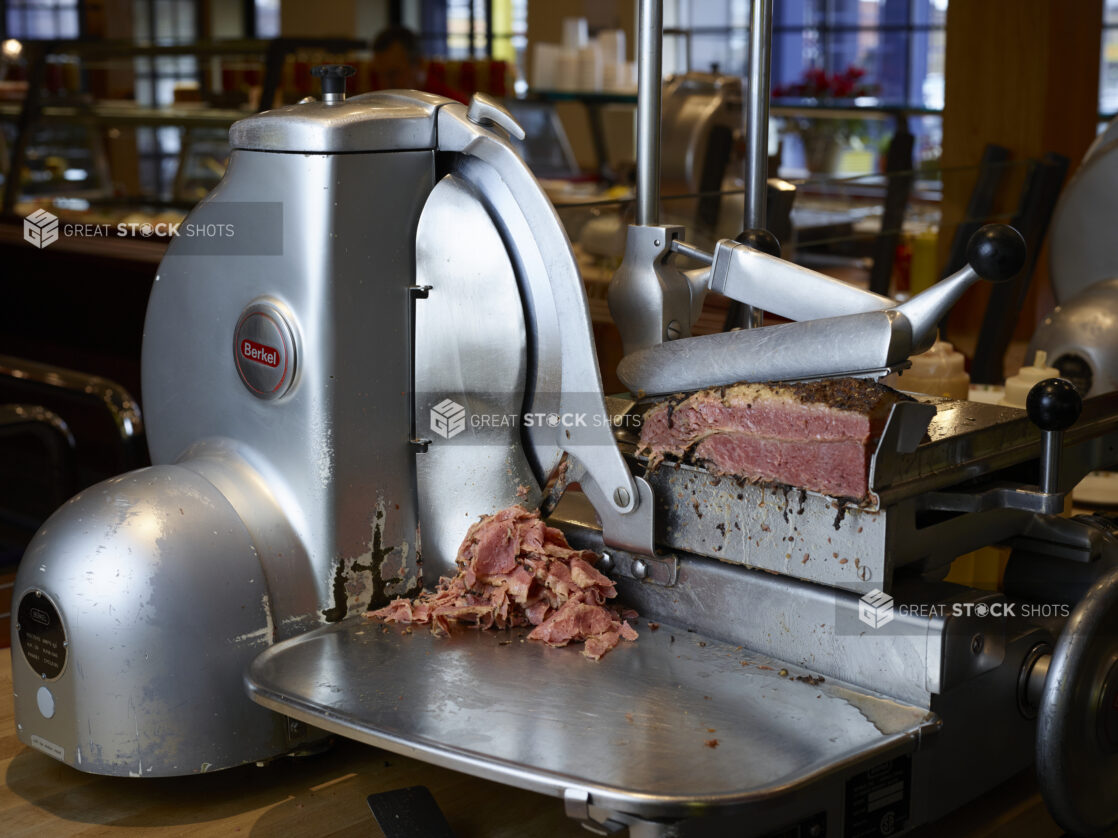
[17,590,66,680]
[233,299,298,399]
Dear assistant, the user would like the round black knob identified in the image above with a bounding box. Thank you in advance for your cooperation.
[311,64,356,96]
[966,224,1026,282]
[1026,377,1083,432]
[735,228,781,258]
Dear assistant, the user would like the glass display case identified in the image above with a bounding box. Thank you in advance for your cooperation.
[0,38,368,226]
[0,37,525,230]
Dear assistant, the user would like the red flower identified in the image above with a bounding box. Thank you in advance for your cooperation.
[772,64,878,100]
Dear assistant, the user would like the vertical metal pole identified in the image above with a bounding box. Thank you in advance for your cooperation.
[745,0,773,231]
[1039,431,1060,495]
[485,0,494,58]
[743,0,773,328]
[636,0,663,227]
[469,0,476,58]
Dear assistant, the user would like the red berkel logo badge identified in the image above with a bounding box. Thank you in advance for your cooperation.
[241,338,280,368]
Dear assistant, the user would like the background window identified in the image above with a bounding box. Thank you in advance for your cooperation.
[1101,0,1118,116]
[2,0,82,39]
[665,0,947,174]
[418,0,527,64]
[132,0,199,198]
[664,0,949,110]
[255,0,279,39]
[773,0,948,172]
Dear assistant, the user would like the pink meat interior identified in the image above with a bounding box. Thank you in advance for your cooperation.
[638,379,910,500]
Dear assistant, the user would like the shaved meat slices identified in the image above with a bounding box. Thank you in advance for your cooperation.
[367,506,638,660]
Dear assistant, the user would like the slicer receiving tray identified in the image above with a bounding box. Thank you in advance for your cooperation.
[247,614,937,828]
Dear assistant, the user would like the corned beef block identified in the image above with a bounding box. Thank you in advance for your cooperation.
[638,378,912,499]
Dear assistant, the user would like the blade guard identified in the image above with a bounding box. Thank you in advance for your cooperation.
[432,101,656,556]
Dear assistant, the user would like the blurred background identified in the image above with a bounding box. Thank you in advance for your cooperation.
[0,0,1113,588]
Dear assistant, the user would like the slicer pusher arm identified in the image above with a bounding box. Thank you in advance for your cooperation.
[617,224,1026,395]
[896,224,1025,354]
[705,229,895,322]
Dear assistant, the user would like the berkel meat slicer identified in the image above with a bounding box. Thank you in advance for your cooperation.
[12,3,1118,836]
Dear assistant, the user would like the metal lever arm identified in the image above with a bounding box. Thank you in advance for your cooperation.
[466,93,526,140]
[896,225,1025,354]
[1028,377,1084,494]
[617,309,912,395]
[617,224,1026,395]
[708,236,894,321]
[701,223,1024,329]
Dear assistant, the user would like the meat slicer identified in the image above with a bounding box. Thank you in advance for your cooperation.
[11,6,1118,838]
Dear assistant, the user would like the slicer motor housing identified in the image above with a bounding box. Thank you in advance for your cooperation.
[12,466,293,775]
[11,84,627,777]
[10,91,452,774]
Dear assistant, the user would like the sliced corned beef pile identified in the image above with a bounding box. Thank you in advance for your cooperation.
[367,506,638,660]
[638,378,912,500]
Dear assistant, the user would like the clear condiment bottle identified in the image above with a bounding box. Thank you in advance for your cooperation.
[1000,350,1060,408]
[885,339,970,399]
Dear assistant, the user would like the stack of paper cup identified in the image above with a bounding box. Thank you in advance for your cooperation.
[578,44,602,91]
[597,30,626,64]
[556,49,579,91]
[534,21,630,92]
[597,30,627,92]
[621,61,638,91]
[532,42,560,90]
[602,61,621,91]
[562,17,589,50]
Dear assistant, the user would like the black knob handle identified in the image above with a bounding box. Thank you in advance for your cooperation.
[311,64,356,96]
[735,228,781,258]
[1027,378,1083,432]
[966,224,1026,283]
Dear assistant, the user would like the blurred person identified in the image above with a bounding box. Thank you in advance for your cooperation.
[371,26,468,103]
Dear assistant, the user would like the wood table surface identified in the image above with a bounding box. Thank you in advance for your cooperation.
[0,647,1104,838]
[0,652,583,837]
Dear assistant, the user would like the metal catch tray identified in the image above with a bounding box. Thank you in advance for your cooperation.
[246,617,939,820]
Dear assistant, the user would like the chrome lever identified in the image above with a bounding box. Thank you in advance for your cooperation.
[669,239,714,265]
[707,236,895,321]
[616,225,1027,396]
[897,224,1025,354]
[466,92,525,140]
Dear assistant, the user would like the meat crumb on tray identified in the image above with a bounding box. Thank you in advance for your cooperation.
[367,506,638,660]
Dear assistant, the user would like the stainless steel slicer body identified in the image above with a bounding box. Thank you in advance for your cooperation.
[11,87,629,775]
[9,12,1118,836]
[10,90,442,774]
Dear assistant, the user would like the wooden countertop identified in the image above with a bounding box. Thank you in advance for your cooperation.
[0,651,582,837]
[0,648,1097,838]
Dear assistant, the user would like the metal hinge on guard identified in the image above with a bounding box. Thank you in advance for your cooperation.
[409,283,432,454]
[599,546,679,587]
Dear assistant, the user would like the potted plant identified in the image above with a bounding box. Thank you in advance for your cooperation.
[772,66,879,174]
